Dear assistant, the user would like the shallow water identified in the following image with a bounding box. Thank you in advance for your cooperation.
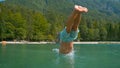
[0,44,120,68]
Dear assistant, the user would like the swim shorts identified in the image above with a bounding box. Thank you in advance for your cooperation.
[60,27,79,42]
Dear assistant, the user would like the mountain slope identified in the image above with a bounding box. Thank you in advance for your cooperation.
[5,0,120,21]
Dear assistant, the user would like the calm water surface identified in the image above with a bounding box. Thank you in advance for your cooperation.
[0,44,120,68]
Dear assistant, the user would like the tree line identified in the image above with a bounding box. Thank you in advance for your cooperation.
[80,16,120,41]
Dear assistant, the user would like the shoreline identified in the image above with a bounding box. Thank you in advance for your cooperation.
[0,41,120,44]
[74,41,120,44]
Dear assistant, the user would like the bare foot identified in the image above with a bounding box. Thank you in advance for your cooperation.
[74,5,88,13]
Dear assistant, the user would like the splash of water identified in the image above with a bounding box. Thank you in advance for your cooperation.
[52,48,75,65]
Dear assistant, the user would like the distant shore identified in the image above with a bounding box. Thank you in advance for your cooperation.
[74,42,120,44]
[0,41,120,44]
[0,41,56,44]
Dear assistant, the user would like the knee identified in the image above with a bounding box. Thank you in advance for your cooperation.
[66,28,71,33]
[72,26,78,31]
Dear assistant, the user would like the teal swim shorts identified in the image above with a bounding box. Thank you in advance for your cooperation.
[60,28,79,42]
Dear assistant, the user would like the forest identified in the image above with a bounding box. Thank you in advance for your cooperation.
[0,0,120,41]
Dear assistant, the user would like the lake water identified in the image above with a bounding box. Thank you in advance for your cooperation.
[0,44,120,68]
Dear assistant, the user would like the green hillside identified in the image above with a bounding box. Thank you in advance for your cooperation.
[5,0,120,20]
[0,0,120,41]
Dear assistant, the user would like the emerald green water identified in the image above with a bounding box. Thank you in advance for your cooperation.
[0,44,120,68]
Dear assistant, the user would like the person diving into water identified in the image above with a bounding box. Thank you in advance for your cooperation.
[59,5,88,54]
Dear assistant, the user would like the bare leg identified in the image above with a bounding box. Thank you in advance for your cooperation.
[72,6,88,31]
[66,8,79,33]
[66,5,88,33]
[72,13,81,31]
